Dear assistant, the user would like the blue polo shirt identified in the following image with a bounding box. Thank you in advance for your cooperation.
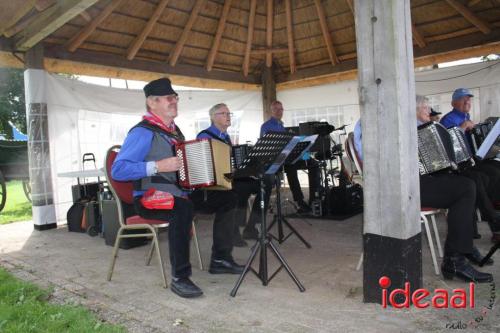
[260,117,285,137]
[440,108,470,129]
[197,125,232,145]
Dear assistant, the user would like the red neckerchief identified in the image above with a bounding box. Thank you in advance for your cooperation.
[143,112,176,134]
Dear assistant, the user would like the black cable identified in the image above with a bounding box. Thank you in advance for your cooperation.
[415,60,500,83]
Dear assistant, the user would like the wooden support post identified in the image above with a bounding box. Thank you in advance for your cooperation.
[24,44,57,231]
[354,0,421,304]
[261,65,276,121]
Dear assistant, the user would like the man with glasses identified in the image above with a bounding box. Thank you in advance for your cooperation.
[197,103,272,244]
[112,78,243,299]
[260,101,321,214]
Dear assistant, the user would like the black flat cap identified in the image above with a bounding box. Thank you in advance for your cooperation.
[143,78,177,97]
[429,108,442,117]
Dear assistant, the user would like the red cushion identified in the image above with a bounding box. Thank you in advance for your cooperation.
[126,215,169,226]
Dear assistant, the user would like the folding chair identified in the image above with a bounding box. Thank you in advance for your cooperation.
[104,145,203,288]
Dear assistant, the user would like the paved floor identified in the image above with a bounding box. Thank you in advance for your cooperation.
[1,213,499,333]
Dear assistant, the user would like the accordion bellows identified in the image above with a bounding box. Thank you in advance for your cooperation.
[176,139,232,190]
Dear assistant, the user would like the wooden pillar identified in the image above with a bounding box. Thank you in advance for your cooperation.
[354,0,422,303]
[261,65,276,120]
[24,43,57,230]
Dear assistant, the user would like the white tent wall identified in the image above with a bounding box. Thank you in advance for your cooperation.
[43,73,262,223]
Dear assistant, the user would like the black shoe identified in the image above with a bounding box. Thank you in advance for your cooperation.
[209,258,245,274]
[441,254,493,283]
[296,200,311,214]
[233,230,248,247]
[170,278,203,298]
[242,226,259,240]
[465,246,494,266]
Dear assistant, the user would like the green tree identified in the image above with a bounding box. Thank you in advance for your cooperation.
[0,68,26,139]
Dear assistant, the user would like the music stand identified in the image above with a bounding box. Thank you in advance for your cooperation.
[267,137,317,248]
[230,132,310,297]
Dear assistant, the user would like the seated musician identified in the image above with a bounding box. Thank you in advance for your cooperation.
[112,78,243,299]
[260,101,321,214]
[197,103,272,244]
[440,88,500,242]
[352,95,493,283]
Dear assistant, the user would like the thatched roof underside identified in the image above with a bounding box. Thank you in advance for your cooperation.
[1,0,500,89]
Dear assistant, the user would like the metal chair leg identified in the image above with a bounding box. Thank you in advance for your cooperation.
[151,227,168,288]
[107,227,124,281]
[145,229,156,266]
[191,221,203,270]
[431,214,443,258]
[356,252,363,271]
[422,215,440,275]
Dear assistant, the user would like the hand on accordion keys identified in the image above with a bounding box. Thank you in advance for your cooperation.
[156,156,182,173]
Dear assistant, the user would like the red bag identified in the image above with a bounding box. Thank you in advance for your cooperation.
[140,188,175,210]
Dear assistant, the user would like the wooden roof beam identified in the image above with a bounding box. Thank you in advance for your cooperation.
[35,0,55,11]
[127,0,169,61]
[15,0,99,51]
[445,0,491,34]
[243,0,257,76]
[1,1,36,37]
[265,0,273,67]
[80,10,91,22]
[346,0,354,14]
[313,0,339,65]
[169,0,205,67]
[468,0,482,6]
[66,0,122,52]
[412,25,427,48]
[206,0,232,71]
[251,48,288,55]
[284,0,296,74]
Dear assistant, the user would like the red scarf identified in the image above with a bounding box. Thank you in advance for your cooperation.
[143,112,176,133]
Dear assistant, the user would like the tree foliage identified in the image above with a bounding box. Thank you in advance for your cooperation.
[0,68,26,139]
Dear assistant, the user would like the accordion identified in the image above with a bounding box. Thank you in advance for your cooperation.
[175,139,232,190]
[447,126,473,166]
[417,122,457,175]
[471,117,499,159]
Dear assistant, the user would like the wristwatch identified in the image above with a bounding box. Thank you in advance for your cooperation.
[153,162,159,174]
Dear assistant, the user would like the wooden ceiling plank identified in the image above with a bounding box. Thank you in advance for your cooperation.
[127,0,170,60]
[206,0,232,71]
[80,10,91,22]
[284,0,296,74]
[468,0,482,6]
[313,0,339,65]
[251,48,288,55]
[412,25,427,48]
[1,1,36,36]
[266,0,273,67]
[346,0,354,14]
[445,0,491,34]
[243,0,257,76]
[168,0,205,67]
[15,0,99,51]
[66,0,122,52]
[35,0,55,11]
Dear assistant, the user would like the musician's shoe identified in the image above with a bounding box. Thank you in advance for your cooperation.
[441,254,493,283]
[465,246,494,266]
[209,258,245,275]
[296,200,311,214]
[242,226,259,240]
[170,277,203,298]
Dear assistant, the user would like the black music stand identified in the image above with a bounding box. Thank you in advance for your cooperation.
[267,140,316,248]
[230,132,310,297]
[479,241,500,267]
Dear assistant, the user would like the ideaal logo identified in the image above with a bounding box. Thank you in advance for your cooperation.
[378,276,496,329]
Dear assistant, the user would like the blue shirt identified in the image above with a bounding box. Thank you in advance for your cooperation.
[440,108,470,129]
[260,117,285,137]
[353,119,363,161]
[111,126,168,197]
[197,125,231,145]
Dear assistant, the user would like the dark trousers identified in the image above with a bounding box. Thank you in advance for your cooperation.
[477,160,500,200]
[188,189,236,261]
[420,174,476,255]
[284,159,321,202]
[232,176,273,228]
[134,196,194,279]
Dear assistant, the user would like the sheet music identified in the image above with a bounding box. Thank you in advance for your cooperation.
[476,120,500,160]
[265,134,318,175]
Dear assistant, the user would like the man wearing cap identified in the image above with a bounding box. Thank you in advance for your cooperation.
[429,108,441,122]
[112,78,243,299]
[441,88,500,242]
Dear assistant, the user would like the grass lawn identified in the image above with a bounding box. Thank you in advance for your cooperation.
[0,268,125,333]
[0,181,32,225]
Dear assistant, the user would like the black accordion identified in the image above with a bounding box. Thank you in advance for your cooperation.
[471,117,499,159]
[417,122,473,175]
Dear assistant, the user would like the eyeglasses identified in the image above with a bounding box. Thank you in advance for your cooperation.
[163,95,179,102]
[215,112,233,117]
